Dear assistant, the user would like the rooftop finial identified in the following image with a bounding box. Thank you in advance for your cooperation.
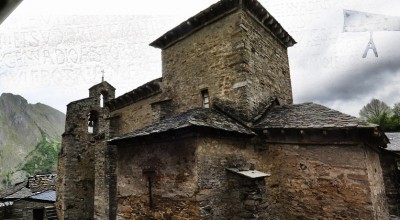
[101,70,105,82]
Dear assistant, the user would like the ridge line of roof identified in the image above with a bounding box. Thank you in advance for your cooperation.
[108,107,255,143]
[67,97,94,106]
[106,77,162,111]
[89,81,116,90]
[150,0,296,49]
[254,102,377,129]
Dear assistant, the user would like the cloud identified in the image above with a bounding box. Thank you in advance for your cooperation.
[288,0,400,116]
[299,53,400,103]
[1,0,400,117]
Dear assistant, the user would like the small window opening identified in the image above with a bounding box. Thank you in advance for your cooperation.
[202,89,210,108]
[88,111,98,134]
[88,120,94,134]
[100,91,108,108]
[143,169,156,209]
[100,94,104,108]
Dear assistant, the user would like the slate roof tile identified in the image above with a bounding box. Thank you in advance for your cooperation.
[254,102,375,129]
[4,187,32,199]
[109,108,254,142]
[28,190,56,202]
[0,180,27,199]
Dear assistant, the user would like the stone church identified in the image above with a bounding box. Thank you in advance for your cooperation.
[56,0,400,219]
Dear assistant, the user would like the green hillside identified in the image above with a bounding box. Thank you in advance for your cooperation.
[20,137,61,176]
[0,93,65,189]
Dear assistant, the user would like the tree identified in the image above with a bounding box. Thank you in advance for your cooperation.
[393,102,400,119]
[392,102,400,130]
[368,112,391,131]
[358,99,400,131]
[359,98,391,120]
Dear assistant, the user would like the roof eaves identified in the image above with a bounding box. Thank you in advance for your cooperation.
[108,108,255,143]
[67,97,94,106]
[106,78,162,111]
[242,0,296,47]
[150,0,296,49]
[150,0,240,49]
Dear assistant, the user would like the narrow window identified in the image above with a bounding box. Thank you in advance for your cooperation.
[88,111,98,134]
[100,94,104,108]
[100,91,108,108]
[88,119,94,134]
[202,89,210,108]
[143,169,156,209]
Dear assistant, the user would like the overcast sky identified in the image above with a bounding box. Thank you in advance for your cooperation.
[0,0,399,116]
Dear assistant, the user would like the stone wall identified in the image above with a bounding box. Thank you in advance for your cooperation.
[116,136,199,219]
[379,150,400,215]
[161,10,292,121]
[27,174,57,193]
[195,132,390,219]
[195,136,271,219]
[0,200,54,220]
[365,145,389,219]
[110,93,162,136]
[226,174,268,220]
[240,10,292,107]
[94,139,117,220]
[57,98,97,220]
[57,81,115,220]
[113,127,390,219]
[264,143,388,219]
[115,133,269,219]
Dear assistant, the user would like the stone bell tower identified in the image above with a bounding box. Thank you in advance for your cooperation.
[56,79,115,219]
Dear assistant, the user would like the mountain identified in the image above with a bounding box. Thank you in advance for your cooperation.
[0,93,65,189]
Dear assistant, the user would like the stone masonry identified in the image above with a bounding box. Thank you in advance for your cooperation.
[57,81,115,219]
[160,9,292,122]
[57,0,399,219]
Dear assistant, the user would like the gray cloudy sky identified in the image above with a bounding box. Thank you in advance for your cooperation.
[0,0,399,116]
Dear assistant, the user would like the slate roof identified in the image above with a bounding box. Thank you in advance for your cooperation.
[28,190,56,202]
[150,0,296,49]
[0,180,27,199]
[109,108,254,143]
[2,188,56,202]
[4,187,32,199]
[254,103,375,129]
[213,96,279,123]
[386,132,400,152]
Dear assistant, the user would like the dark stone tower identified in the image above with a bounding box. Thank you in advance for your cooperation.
[151,0,296,121]
[56,80,115,219]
